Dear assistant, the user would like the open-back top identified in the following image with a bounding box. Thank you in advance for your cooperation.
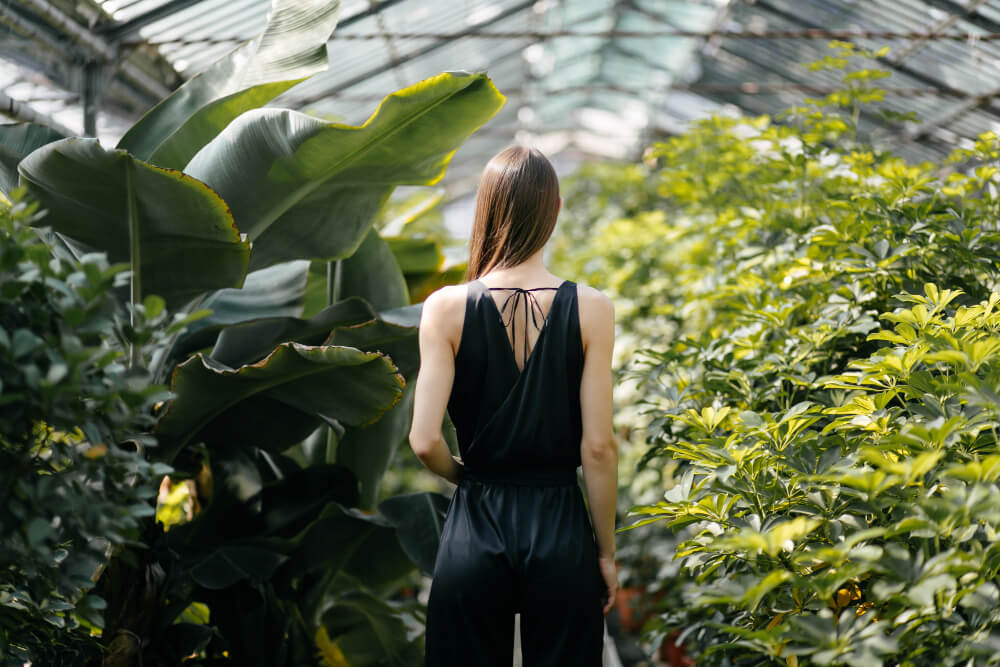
[446,279,584,483]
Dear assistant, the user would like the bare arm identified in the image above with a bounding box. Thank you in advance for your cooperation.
[579,291,618,623]
[408,288,463,485]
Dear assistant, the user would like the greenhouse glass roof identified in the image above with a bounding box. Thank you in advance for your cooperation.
[2,0,1000,197]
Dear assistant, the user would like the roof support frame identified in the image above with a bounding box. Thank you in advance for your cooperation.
[1,0,169,102]
[751,0,1000,123]
[902,84,1000,141]
[295,0,538,105]
[593,0,629,88]
[888,0,990,67]
[699,37,903,133]
[918,0,1000,33]
[698,39,963,158]
[0,89,76,134]
[101,0,207,41]
[102,0,410,42]
[0,8,155,115]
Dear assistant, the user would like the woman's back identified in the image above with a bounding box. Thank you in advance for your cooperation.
[447,277,583,475]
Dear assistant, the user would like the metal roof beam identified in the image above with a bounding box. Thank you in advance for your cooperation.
[889,0,990,67]
[918,0,1000,34]
[295,0,537,105]
[2,0,170,102]
[102,0,409,42]
[0,90,76,135]
[698,41,966,161]
[100,0,202,41]
[593,0,629,87]
[700,39,904,135]
[750,0,1000,121]
[901,84,1000,141]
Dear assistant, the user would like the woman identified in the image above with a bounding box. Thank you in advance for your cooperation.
[408,145,618,666]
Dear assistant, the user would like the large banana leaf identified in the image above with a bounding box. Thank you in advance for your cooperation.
[384,237,443,274]
[337,227,410,312]
[0,122,64,195]
[155,343,404,462]
[208,296,421,505]
[166,259,311,370]
[300,232,408,318]
[117,0,341,170]
[325,318,420,383]
[378,491,450,576]
[17,138,249,307]
[184,71,506,271]
[271,502,414,588]
[335,384,414,509]
[383,235,468,302]
[321,588,423,666]
[327,228,417,504]
[165,460,359,549]
[210,296,378,368]
[199,260,311,325]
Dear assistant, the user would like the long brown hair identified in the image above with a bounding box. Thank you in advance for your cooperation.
[465,145,560,281]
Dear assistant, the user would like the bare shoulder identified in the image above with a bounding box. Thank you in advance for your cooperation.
[573,282,614,353]
[419,282,473,354]
[421,282,468,315]
[575,282,615,321]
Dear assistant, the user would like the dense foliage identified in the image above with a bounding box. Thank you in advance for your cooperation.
[0,190,177,663]
[0,0,502,663]
[559,43,1000,665]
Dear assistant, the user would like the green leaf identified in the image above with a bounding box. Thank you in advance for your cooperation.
[384,236,444,274]
[336,383,415,508]
[18,138,249,307]
[335,227,410,312]
[185,71,506,271]
[169,260,310,367]
[190,545,287,589]
[163,623,214,659]
[321,590,419,666]
[327,309,421,379]
[378,491,450,576]
[0,122,65,195]
[275,502,413,588]
[117,0,341,169]
[155,342,404,462]
[210,296,384,368]
[199,260,311,326]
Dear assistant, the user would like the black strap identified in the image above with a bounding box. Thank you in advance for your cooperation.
[487,286,559,364]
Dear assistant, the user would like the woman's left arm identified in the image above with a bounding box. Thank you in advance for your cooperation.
[408,288,463,485]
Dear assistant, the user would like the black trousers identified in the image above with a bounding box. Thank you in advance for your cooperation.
[425,473,605,666]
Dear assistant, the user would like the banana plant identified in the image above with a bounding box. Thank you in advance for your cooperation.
[0,122,65,197]
[6,0,506,660]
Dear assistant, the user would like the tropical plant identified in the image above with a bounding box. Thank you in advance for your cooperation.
[557,42,1000,665]
[0,188,183,664]
[0,0,504,662]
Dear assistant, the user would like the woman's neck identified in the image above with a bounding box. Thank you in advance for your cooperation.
[479,255,557,286]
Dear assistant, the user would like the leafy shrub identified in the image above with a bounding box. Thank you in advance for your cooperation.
[595,43,1000,665]
[0,190,174,663]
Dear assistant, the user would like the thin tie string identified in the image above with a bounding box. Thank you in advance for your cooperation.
[487,286,559,367]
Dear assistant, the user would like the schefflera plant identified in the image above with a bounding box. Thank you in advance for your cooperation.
[618,43,1000,667]
[633,285,1000,666]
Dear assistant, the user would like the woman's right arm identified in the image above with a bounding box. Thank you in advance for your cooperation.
[578,286,618,614]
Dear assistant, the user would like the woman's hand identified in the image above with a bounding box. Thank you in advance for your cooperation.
[598,554,618,616]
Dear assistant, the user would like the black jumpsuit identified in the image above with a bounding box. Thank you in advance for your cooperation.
[424,278,605,666]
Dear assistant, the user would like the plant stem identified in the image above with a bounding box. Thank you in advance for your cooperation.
[326,259,343,307]
[126,162,140,369]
